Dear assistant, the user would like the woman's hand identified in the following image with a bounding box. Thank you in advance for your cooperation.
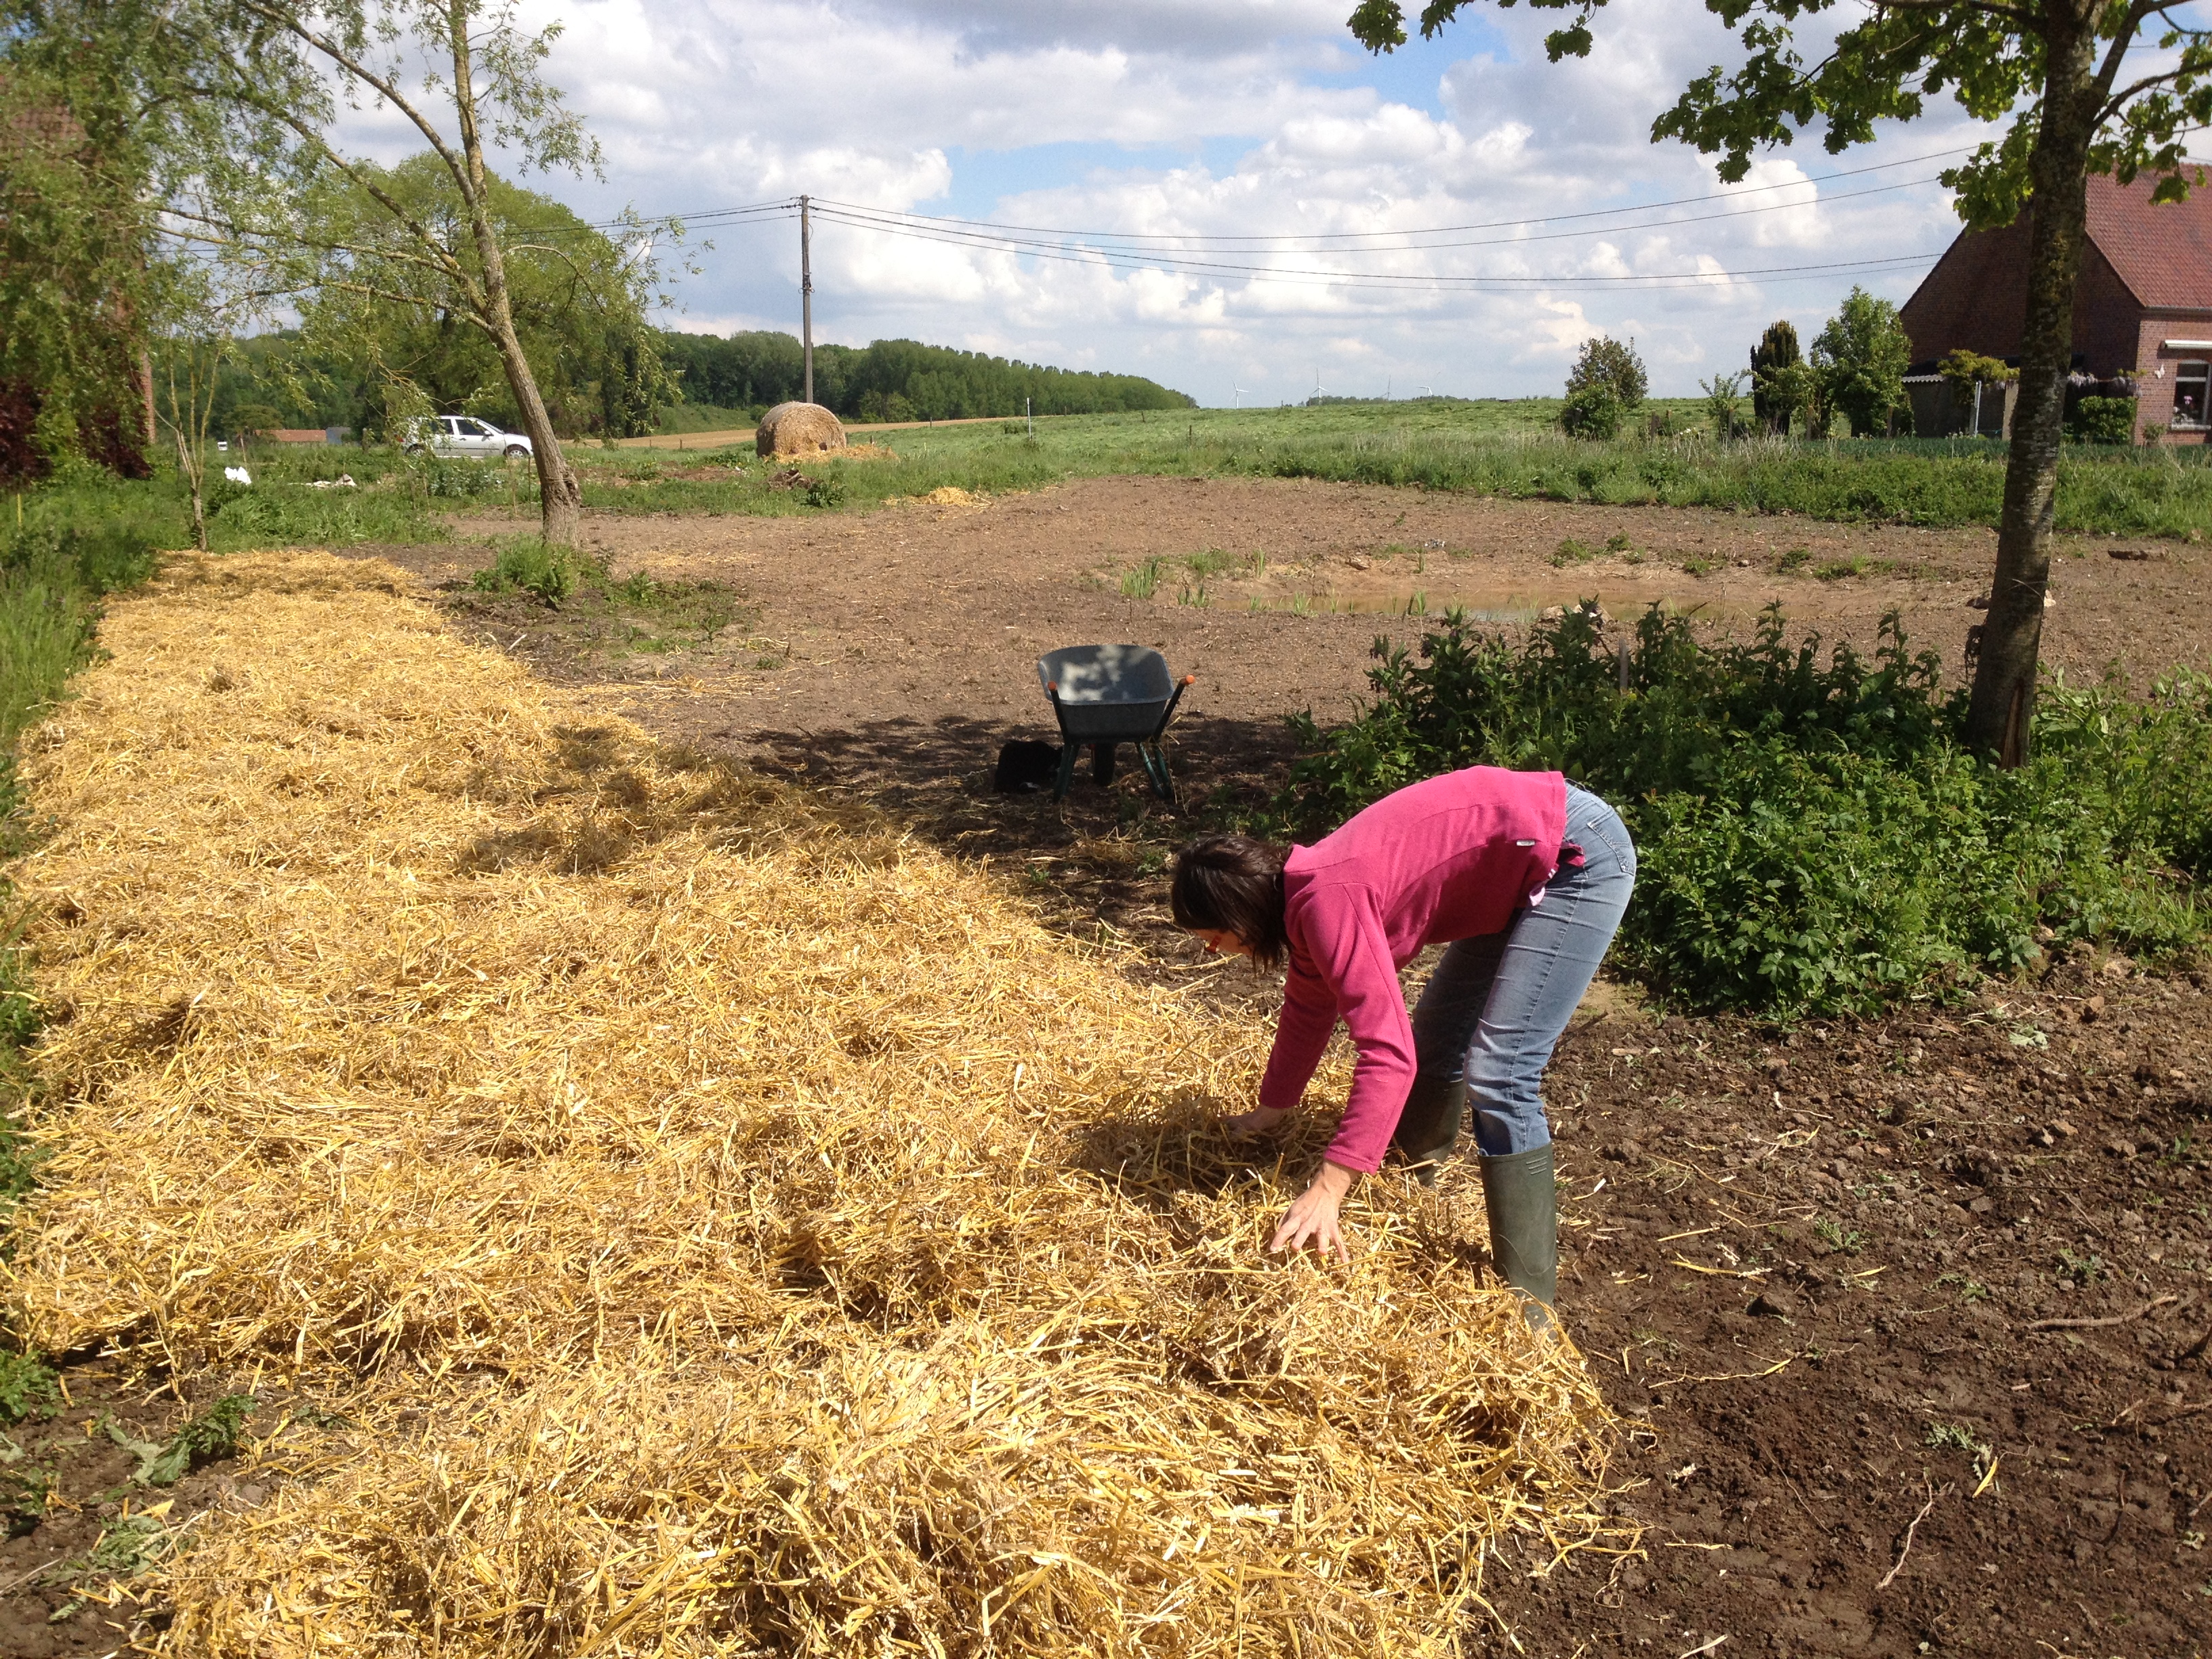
[1222,1103,1293,1142]
[1267,1160,1358,1264]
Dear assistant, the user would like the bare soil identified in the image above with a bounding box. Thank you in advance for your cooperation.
[89,474,2211,1655]
[0,1366,263,1657]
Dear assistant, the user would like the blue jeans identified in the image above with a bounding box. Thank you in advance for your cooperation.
[1409,784,1637,1155]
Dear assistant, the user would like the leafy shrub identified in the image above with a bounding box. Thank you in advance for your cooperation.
[1566,336,1647,407]
[1812,287,1912,438]
[472,541,579,605]
[1559,383,1624,440]
[1275,605,2208,1016]
[2068,396,2137,445]
[1562,337,1643,438]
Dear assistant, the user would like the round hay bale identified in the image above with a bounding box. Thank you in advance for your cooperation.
[756,402,847,458]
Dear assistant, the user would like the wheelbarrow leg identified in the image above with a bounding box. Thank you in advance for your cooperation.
[1092,741,1118,787]
[1052,741,1080,802]
[1139,742,1175,805]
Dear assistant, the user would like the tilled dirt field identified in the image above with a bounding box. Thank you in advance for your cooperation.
[278,479,2210,1654]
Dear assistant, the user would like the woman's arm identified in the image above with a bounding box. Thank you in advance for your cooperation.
[1256,887,1412,1263]
[1296,887,1417,1174]
[1254,958,1336,1114]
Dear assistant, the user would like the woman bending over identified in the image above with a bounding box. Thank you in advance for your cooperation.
[1170,765,1635,1326]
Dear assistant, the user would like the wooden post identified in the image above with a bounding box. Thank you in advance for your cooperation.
[800,194,814,407]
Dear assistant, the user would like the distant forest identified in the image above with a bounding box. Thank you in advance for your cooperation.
[181,327,1192,445]
[658,331,1194,424]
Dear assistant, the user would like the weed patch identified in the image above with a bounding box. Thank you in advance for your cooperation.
[0,1351,58,1422]
[472,538,581,605]
[451,545,755,668]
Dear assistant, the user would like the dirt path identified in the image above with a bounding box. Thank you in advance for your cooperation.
[328,475,2212,1657]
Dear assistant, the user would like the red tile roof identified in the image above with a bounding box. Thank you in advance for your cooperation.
[2087,171,2212,311]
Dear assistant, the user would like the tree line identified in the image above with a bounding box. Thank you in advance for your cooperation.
[658,331,1193,424]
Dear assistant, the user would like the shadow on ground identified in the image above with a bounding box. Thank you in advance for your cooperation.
[722,708,1307,989]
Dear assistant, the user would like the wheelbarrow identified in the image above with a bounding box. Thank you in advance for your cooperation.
[1037,644,1193,803]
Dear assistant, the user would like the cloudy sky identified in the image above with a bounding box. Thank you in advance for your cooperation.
[413,0,2010,402]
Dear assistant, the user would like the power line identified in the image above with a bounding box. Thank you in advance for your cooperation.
[590,143,1971,245]
[805,173,1944,270]
[811,145,1974,247]
[802,204,1939,291]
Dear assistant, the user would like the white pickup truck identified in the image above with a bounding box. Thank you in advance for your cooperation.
[401,415,533,460]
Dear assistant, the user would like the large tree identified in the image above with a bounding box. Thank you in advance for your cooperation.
[0,60,158,482]
[164,0,666,546]
[1349,0,2212,763]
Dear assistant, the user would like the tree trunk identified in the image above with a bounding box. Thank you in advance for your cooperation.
[1961,12,2100,764]
[489,308,583,546]
[445,1,583,548]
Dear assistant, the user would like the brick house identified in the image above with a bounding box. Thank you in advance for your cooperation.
[1899,171,2212,443]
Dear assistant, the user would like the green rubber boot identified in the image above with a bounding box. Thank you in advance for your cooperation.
[1479,1145,1558,1330]
[1390,1076,1468,1187]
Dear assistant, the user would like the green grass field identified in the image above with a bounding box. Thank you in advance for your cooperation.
[569,400,2212,539]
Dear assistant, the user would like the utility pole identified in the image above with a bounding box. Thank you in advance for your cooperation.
[800,194,814,405]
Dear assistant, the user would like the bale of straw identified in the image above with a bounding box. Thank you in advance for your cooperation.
[756,401,846,457]
[5,550,1627,1656]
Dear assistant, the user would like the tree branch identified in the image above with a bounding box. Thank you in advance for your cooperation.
[1867,0,2036,26]
[177,75,474,293]
[2095,1,2167,101]
[228,0,471,188]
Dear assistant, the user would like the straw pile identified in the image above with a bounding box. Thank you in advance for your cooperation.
[5,551,1626,1656]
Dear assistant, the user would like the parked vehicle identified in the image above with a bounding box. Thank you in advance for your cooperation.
[401,415,533,459]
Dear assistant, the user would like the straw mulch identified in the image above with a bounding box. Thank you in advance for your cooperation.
[6,551,1629,1656]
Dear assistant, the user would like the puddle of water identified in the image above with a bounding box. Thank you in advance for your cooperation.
[1240,579,1692,621]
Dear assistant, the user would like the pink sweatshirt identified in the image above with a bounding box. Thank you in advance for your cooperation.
[1256,766,1569,1172]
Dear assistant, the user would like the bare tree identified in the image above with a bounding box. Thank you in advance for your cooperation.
[155,325,227,552]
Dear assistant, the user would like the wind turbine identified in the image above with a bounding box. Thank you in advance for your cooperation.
[1233,385,1247,408]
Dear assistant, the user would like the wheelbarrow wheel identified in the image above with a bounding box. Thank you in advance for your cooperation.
[1091,741,1118,787]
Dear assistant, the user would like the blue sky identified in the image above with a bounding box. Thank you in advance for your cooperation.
[361,0,2009,403]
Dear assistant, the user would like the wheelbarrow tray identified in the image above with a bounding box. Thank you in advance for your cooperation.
[1037,643,1179,741]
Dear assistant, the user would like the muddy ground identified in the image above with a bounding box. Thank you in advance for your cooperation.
[6,476,2205,1655]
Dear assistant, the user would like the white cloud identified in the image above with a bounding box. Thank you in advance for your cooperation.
[329,0,2009,400]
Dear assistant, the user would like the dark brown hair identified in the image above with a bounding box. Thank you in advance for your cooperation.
[1170,835,1289,968]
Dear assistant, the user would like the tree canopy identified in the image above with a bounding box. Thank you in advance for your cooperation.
[293,155,672,439]
[1812,287,1912,437]
[659,331,1193,424]
[0,60,157,480]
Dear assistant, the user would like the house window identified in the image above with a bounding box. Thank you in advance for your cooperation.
[2175,361,2211,428]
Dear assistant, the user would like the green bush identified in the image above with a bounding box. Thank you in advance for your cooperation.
[1275,606,2208,1016]
[2068,396,2137,445]
[0,1351,58,1424]
[1559,384,1624,440]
